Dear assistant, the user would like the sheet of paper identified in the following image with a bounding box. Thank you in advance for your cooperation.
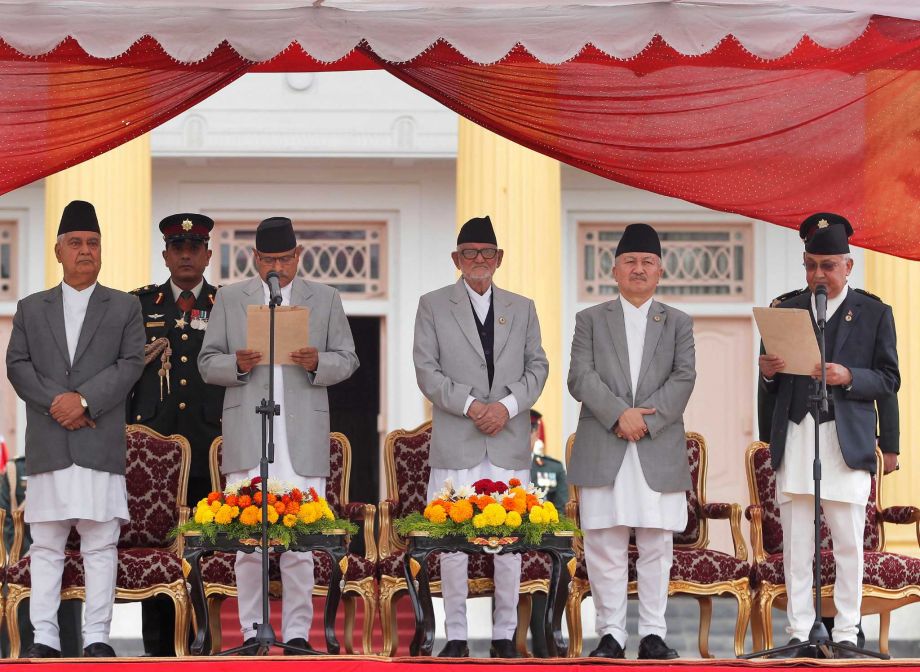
[753,307,820,376]
[246,305,310,366]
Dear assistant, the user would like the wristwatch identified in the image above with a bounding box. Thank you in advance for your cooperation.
[79,394,88,410]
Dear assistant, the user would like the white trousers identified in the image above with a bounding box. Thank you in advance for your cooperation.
[29,518,122,650]
[236,550,315,642]
[780,495,865,643]
[583,526,673,648]
[440,551,521,641]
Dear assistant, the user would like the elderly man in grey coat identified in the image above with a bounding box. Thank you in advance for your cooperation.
[568,223,696,660]
[413,215,548,659]
[6,200,146,658]
[199,217,358,651]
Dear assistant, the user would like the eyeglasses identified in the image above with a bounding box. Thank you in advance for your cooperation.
[458,248,499,260]
[256,252,298,266]
[804,260,843,273]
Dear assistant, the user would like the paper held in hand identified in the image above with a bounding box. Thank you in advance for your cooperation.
[246,305,309,366]
[753,307,820,376]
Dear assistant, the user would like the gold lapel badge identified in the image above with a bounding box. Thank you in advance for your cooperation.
[845,310,853,322]
[653,315,662,322]
[181,218,193,231]
[498,316,506,325]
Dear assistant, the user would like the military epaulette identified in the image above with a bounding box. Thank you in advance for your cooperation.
[130,284,158,296]
[770,287,808,307]
[853,288,883,302]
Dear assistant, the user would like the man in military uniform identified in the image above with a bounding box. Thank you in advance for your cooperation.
[527,409,568,657]
[756,213,900,650]
[127,213,224,657]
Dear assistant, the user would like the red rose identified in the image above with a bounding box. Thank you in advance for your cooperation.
[472,479,495,495]
[493,481,508,493]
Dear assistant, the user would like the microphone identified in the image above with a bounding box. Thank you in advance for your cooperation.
[814,284,828,328]
[266,271,283,306]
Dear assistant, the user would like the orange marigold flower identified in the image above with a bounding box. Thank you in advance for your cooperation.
[509,478,522,488]
[237,495,252,508]
[267,493,277,505]
[282,494,291,505]
[501,496,516,512]
[239,505,261,526]
[207,491,221,503]
[286,501,300,515]
[449,499,474,523]
[274,501,286,514]
[291,488,304,502]
[525,493,539,510]
[309,487,320,502]
[432,499,453,512]
[475,495,496,511]
[253,491,263,506]
[225,494,239,508]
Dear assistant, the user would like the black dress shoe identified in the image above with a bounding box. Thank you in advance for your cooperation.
[490,638,518,658]
[283,638,321,655]
[25,643,61,658]
[637,634,679,660]
[437,640,470,657]
[83,642,117,658]
[835,641,866,659]
[235,637,260,656]
[589,634,625,659]
[770,637,816,659]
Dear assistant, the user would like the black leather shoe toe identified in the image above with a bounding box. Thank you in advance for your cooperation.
[438,639,470,657]
[284,638,321,655]
[637,634,679,660]
[26,643,61,659]
[83,642,117,658]
[589,634,625,659]
[490,638,518,658]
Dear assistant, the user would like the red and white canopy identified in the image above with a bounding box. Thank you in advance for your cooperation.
[2,1,920,257]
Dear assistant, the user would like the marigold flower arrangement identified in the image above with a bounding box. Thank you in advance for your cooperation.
[177,476,356,547]
[394,477,578,544]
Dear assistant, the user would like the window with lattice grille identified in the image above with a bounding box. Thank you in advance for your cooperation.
[0,221,17,301]
[578,223,752,302]
[214,221,387,299]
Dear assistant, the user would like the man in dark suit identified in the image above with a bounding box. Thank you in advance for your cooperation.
[759,214,899,658]
[127,212,224,656]
[6,200,145,658]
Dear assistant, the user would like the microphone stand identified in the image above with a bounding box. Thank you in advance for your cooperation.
[220,286,314,656]
[742,296,888,660]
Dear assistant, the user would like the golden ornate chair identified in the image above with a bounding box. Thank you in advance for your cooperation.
[198,432,378,654]
[376,421,553,657]
[3,425,192,657]
[745,442,920,653]
[565,431,752,657]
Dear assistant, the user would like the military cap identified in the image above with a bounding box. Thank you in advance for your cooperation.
[159,213,213,242]
[799,212,853,242]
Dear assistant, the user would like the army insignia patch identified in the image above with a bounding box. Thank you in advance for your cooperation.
[190,309,209,330]
[181,218,193,231]
[174,315,188,330]
[154,292,164,305]
[147,313,164,320]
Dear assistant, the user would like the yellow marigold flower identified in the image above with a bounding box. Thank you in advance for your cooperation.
[473,513,487,529]
[299,502,320,524]
[267,506,279,524]
[283,514,298,528]
[214,504,235,525]
[529,506,545,524]
[239,505,261,526]
[210,499,222,513]
[196,506,215,524]
[543,501,560,522]
[323,504,334,521]
[450,499,474,523]
[506,511,522,529]
[483,502,506,526]
[426,504,447,524]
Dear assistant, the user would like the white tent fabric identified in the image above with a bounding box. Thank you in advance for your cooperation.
[0,1,916,64]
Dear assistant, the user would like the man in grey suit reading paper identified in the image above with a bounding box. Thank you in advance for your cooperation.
[199,217,358,651]
[6,200,146,658]
[568,223,696,660]
[413,215,548,659]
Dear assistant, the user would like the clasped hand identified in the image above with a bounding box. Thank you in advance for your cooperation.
[237,347,319,373]
[50,392,95,431]
[614,407,655,442]
[467,400,509,436]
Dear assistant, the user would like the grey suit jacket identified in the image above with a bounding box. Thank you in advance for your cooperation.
[198,276,358,477]
[6,284,146,476]
[413,279,548,471]
[567,298,696,492]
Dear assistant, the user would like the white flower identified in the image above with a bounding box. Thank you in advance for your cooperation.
[456,484,475,499]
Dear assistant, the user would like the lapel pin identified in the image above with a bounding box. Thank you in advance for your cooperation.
[653,315,662,322]
[845,310,853,322]
[498,316,506,325]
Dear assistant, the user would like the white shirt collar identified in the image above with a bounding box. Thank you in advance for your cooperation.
[260,278,294,306]
[463,280,493,323]
[61,281,97,303]
[170,279,203,302]
[811,283,849,322]
[621,296,653,319]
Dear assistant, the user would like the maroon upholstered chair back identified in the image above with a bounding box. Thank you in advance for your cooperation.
[120,425,190,549]
[384,422,432,519]
[208,433,351,516]
[747,442,880,555]
[674,433,706,547]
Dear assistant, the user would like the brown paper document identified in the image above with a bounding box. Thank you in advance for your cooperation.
[246,305,310,365]
[753,307,820,376]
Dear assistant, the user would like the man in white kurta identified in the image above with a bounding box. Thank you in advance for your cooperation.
[6,200,146,658]
[759,217,899,657]
[567,223,696,660]
[413,215,548,658]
